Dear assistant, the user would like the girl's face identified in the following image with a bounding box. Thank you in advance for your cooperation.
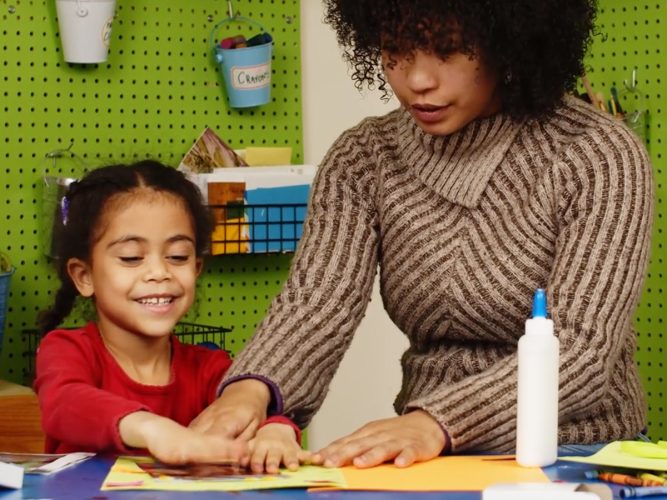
[382,49,502,136]
[68,190,201,342]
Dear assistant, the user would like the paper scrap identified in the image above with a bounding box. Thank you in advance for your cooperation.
[311,455,550,492]
[101,457,346,492]
[561,441,667,471]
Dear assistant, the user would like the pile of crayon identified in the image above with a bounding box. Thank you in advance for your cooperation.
[219,32,272,50]
[585,469,667,498]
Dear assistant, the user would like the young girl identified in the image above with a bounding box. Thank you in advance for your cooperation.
[35,160,308,472]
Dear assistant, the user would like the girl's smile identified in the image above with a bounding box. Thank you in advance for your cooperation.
[67,190,202,345]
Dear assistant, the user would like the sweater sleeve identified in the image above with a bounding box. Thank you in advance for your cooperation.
[223,122,381,428]
[403,123,654,451]
[34,329,148,453]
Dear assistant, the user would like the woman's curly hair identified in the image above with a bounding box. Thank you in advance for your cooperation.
[323,0,598,119]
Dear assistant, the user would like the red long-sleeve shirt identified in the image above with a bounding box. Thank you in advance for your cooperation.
[34,322,299,453]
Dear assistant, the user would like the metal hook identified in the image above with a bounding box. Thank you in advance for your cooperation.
[45,140,75,159]
[227,0,234,18]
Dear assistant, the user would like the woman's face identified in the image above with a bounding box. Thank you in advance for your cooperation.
[382,49,502,136]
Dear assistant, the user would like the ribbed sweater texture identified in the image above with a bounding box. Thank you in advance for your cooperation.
[226,96,654,452]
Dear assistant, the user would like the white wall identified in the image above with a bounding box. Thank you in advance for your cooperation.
[300,2,409,451]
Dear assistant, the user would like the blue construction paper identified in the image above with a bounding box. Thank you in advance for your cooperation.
[245,185,309,252]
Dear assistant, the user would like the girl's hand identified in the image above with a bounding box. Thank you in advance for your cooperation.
[247,423,311,474]
[120,411,248,465]
[311,410,447,469]
[188,379,270,440]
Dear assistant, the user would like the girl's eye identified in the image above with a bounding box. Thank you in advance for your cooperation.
[167,255,190,263]
[119,256,143,264]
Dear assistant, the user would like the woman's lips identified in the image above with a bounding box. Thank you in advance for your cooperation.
[410,104,450,124]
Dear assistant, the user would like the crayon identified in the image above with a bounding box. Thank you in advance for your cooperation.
[246,32,273,47]
[220,35,246,49]
[637,473,667,486]
[619,485,667,498]
[585,470,665,488]
[599,471,645,486]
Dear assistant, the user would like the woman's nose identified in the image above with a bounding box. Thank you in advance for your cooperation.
[404,53,439,93]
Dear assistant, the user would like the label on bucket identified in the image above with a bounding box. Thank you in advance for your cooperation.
[102,17,113,47]
[231,63,271,90]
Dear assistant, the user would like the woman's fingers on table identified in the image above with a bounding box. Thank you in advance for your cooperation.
[314,411,446,469]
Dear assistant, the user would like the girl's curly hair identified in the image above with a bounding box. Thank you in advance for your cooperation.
[323,0,598,119]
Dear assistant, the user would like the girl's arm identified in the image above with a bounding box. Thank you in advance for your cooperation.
[35,329,149,452]
[119,411,246,464]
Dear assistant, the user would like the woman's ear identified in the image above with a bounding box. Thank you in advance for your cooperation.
[195,257,204,277]
[67,258,95,297]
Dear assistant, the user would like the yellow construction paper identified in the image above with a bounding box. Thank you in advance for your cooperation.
[210,218,250,254]
[101,457,346,492]
[244,147,292,166]
[561,441,667,471]
[312,456,549,492]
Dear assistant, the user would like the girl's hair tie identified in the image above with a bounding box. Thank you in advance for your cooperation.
[60,196,70,226]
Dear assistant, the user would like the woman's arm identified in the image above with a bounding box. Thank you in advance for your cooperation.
[191,116,386,437]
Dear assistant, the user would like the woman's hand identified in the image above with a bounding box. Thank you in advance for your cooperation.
[311,410,447,468]
[188,379,271,440]
[120,411,248,465]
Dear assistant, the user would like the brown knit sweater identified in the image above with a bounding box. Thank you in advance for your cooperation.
[226,95,654,453]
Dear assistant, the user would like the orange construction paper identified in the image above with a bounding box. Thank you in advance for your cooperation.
[312,456,549,492]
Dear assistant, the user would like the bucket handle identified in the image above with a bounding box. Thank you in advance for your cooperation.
[75,0,89,17]
[42,141,87,184]
[209,15,269,53]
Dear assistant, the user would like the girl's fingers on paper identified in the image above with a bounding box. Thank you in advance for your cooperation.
[263,447,282,474]
[250,444,269,473]
[282,447,300,471]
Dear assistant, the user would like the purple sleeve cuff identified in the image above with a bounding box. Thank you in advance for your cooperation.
[217,374,284,415]
[440,425,452,455]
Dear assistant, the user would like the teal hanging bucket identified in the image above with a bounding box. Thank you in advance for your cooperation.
[211,16,273,108]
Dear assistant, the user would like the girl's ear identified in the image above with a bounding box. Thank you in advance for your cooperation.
[195,257,204,277]
[67,258,95,297]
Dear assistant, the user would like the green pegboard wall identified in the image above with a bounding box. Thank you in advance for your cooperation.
[584,1,666,439]
[2,0,666,442]
[0,0,302,383]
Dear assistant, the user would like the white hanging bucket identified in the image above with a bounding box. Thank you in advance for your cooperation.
[55,0,116,63]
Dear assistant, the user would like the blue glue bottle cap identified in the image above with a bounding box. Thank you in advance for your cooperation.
[531,288,548,318]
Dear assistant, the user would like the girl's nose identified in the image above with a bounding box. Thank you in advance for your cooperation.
[144,256,171,281]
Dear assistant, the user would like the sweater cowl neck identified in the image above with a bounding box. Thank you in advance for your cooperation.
[396,107,524,208]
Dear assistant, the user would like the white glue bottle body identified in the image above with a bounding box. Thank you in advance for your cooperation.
[516,288,559,467]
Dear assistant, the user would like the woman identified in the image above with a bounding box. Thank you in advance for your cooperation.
[191,0,654,470]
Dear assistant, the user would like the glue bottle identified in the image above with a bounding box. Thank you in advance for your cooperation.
[516,288,559,467]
